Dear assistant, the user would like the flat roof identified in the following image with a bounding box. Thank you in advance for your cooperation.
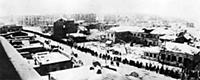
[16,43,43,50]
[50,65,130,80]
[34,51,70,65]
[69,33,87,37]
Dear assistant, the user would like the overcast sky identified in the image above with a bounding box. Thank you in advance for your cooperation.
[0,0,200,24]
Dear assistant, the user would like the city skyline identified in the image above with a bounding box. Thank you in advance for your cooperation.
[0,0,200,25]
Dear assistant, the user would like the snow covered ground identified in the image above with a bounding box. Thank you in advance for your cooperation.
[71,47,178,80]
[78,42,181,70]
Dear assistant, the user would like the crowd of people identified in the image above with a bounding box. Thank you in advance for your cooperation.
[73,45,182,79]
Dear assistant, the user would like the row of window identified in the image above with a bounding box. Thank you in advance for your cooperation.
[145,53,184,63]
[107,33,114,38]
[147,41,158,46]
[145,53,158,58]
[161,54,183,63]
[133,33,159,39]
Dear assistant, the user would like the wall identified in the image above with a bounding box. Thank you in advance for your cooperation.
[0,37,43,80]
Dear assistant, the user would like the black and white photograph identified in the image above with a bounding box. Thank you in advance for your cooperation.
[0,0,200,80]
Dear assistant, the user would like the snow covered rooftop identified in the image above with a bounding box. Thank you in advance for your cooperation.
[34,52,70,65]
[78,26,87,31]
[75,20,85,23]
[160,35,177,40]
[69,33,87,37]
[23,27,42,34]
[143,47,161,54]
[50,65,130,80]
[17,43,43,50]
[109,26,143,32]
[164,42,200,55]
[151,28,176,35]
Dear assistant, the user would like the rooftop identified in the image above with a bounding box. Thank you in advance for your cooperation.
[16,42,43,50]
[34,51,70,65]
[164,42,200,55]
[50,65,131,80]
[109,26,143,32]
[143,47,161,54]
[69,33,87,37]
[160,35,177,40]
[151,28,176,35]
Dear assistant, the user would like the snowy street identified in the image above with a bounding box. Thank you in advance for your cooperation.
[27,30,181,80]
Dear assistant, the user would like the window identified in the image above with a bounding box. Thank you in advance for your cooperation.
[178,57,183,63]
[184,58,191,64]
[154,54,157,58]
[138,34,140,37]
[167,55,171,61]
[141,34,143,37]
[161,54,166,60]
[133,34,136,37]
[155,42,158,45]
[111,34,114,37]
[150,53,152,57]
[146,53,149,56]
[172,56,177,62]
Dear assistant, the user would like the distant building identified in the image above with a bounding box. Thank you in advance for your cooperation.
[175,30,192,44]
[105,31,116,42]
[186,22,194,28]
[106,26,161,46]
[71,13,97,23]
[131,31,160,46]
[40,25,53,33]
[0,26,8,33]
[0,25,22,33]
[53,18,78,38]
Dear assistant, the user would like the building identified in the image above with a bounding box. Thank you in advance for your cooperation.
[68,33,87,42]
[142,47,161,61]
[71,13,97,23]
[105,31,116,42]
[158,42,200,67]
[32,50,73,75]
[53,18,66,38]
[0,36,43,80]
[0,26,8,33]
[53,18,78,39]
[131,31,160,46]
[106,26,161,46]
[0,25,22,34]
[40,25,53,33]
